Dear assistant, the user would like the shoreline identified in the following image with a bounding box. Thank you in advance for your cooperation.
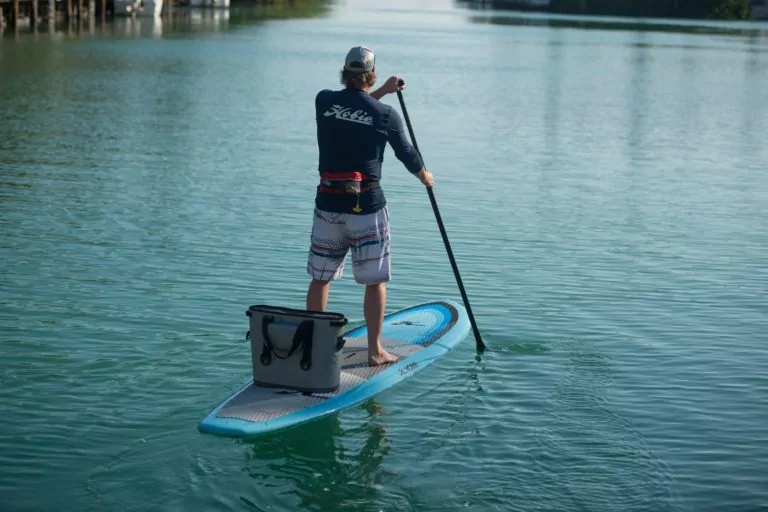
[3,0,768,39]
[456,0,768,21]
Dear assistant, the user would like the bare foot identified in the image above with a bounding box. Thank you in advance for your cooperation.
[368,349,399,367]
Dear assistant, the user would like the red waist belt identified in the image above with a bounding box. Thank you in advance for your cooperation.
[319,171,379,195]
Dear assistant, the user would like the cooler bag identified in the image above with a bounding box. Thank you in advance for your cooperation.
[246,305,348,393]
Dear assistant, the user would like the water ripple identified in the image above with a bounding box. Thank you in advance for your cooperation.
[2,6,768,512]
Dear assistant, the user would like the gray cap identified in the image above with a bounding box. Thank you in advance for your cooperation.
[344,46,375,73]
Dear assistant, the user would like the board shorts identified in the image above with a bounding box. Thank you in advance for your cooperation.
[307,206,391,285]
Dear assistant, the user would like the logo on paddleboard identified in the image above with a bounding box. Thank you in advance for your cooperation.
[323,104,374,125]
[399,362,419,376]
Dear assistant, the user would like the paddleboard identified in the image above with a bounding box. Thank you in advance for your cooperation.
[198,299,470,437]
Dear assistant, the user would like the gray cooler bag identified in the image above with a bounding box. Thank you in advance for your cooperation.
[246,305,348,393]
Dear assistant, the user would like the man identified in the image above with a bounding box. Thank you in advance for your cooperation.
[306,45,434,367]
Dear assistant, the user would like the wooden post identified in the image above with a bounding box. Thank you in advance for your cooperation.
[0,6,5,28]
[87,0,94,33]
[48,0,55,25]
[13,0,20,26]
[78,0,83,19]
[101,0,106,22]
[31,0,39,27]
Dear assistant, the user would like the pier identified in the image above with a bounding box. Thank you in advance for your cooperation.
[0,0,112,27]
[0,0,231,28]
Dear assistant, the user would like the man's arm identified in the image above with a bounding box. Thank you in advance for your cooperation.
[370,76,403,101]
[386,108,422,173]
[385,108,434,187]
[315,89,331,116]
[370,88,387,101]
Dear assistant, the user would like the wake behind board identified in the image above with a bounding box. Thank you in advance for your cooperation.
[198,299,470,437]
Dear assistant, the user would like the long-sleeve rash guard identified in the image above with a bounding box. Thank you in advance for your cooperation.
[313,87,424,214]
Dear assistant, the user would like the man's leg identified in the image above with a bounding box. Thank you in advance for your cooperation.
[306,278,330,312]
[348,206,397,366]
[364,281,397,366]
[306,209,348,311]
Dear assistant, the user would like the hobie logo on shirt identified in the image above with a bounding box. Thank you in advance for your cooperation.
[323,105,374,125]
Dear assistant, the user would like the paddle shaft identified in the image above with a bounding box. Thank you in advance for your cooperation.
[395,83,486,352]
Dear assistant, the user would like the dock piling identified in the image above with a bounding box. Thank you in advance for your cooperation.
[0,0,165,31]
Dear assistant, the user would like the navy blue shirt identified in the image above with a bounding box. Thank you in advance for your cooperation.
[314,87,424,214]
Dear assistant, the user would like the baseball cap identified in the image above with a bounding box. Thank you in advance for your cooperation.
[344,46,375,73]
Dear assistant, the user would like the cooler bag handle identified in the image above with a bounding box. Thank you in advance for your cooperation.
[259,316,314,371]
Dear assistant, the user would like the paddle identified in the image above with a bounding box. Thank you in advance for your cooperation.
[395,79,486,353]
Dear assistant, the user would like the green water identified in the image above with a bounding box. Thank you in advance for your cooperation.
[2,1,767,510]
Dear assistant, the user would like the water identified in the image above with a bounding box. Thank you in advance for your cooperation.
[2,1,767,510]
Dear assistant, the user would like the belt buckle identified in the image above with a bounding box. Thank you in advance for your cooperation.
[344,182,361,194]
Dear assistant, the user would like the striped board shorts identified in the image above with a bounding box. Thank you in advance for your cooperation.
[307,206,391,285]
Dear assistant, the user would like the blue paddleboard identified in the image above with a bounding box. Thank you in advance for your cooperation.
[198,299,470,437]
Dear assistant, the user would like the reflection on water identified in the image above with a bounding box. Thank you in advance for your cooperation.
[239,401,392,512]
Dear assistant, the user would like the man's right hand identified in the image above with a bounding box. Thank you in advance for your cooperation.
[417,168,434,188]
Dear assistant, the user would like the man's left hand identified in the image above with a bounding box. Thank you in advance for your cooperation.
[380,76,405,95]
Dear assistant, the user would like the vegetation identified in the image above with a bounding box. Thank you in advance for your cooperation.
[227,0,333,25]
[703,0,751,19]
